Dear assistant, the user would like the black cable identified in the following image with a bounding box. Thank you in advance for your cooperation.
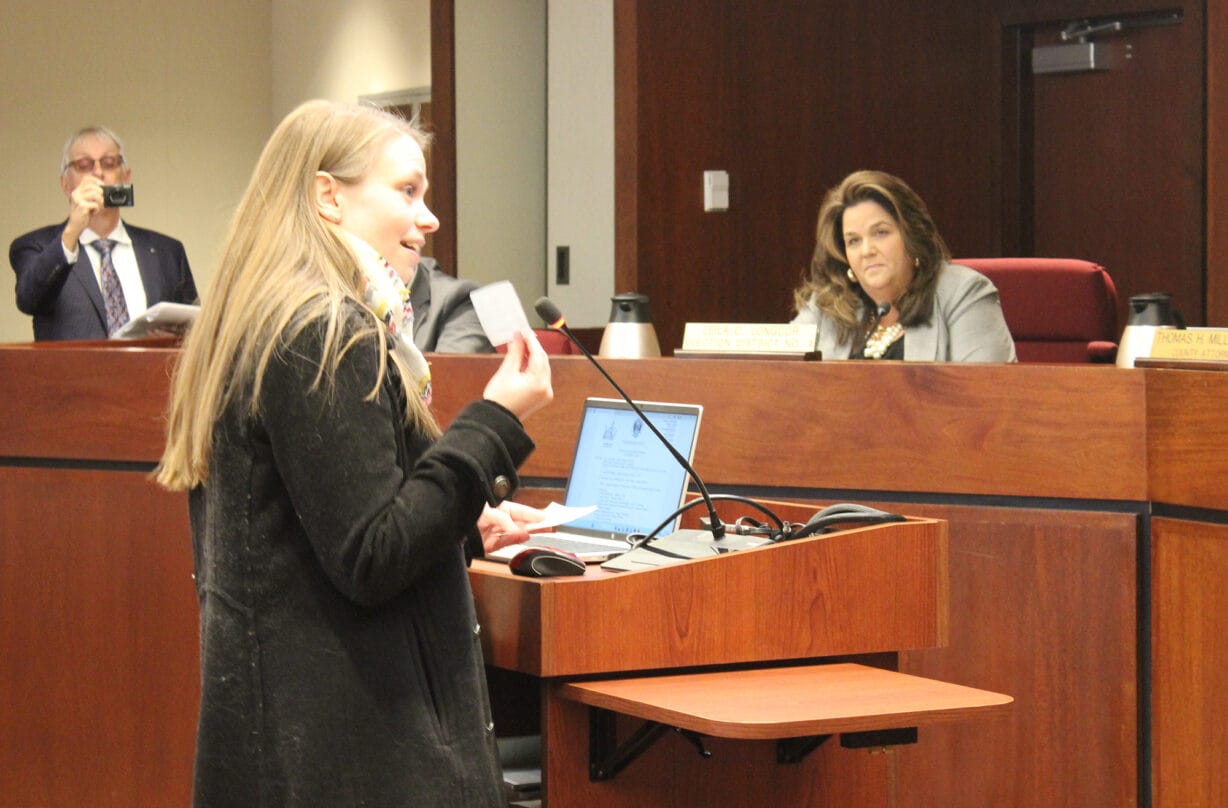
[632,494,786,550]
[623,501,905,562]
[789,503,906,539]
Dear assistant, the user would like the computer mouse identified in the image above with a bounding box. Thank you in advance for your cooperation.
[508,546,587,578]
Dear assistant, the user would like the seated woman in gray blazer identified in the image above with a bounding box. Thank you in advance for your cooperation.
[792,170,1016,362]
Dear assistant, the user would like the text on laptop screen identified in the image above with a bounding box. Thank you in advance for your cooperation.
[562,400,701,537]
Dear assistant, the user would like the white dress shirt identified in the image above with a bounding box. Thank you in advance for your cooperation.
[63,221,150,316]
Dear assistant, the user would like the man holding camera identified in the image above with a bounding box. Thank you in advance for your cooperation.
[9,126,196,340]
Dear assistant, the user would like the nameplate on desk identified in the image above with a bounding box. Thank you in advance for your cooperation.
[679,322,818,356]
[1148,328,1228,362]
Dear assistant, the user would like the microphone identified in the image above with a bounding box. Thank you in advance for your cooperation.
[534,297,726,539]
[875,301,891,319]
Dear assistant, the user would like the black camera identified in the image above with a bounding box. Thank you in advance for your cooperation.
[102,184,134,207]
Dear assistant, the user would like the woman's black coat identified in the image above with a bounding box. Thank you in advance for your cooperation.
[188,320,532,806]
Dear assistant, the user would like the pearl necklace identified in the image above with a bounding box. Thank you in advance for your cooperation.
[863,322,904,359]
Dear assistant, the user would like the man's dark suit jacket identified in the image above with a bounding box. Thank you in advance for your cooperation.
[409,257,494,353]
[10,222,197,341]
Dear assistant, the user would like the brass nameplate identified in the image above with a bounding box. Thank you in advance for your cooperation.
[1149,328,1228,361]
[682,322,818,353]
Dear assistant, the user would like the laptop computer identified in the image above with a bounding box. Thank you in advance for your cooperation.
[487,397,703,563]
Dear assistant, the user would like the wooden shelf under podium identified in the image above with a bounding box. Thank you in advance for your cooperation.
[560,663,1013,743]
[560,662,1012,781]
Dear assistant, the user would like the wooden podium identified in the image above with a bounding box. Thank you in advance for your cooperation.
[470,502,1011,806]
[473,516,947,678]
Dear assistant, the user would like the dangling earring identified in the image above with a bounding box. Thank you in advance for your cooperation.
[847,268,857,283]
[914,256,920,268]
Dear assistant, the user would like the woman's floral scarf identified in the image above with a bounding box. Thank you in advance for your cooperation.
[346,232,432,404]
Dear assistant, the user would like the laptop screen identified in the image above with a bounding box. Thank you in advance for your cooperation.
[560,398,703,540]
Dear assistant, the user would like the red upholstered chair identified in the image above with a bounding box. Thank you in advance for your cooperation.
[956,258,1120,363]
[533,328,580,355]
[494,328,580,355]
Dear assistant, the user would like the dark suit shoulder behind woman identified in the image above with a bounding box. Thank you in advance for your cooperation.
[410,257,494,353]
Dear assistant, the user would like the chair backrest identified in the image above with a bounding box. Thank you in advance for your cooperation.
[494,328,580,355]
[956,258,1120,363]
[534,328,580,355]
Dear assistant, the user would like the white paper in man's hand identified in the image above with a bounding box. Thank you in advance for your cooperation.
[470,281,533,347]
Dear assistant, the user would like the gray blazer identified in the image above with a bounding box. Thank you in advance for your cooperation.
[410,258,495,353]
[189,312,530,806]
[793,262,1017,362]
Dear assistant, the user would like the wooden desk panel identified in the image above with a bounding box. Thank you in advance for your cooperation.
[431,356,1148,501]
[1147,368,1228,510]
[0,348,1152,501]
[1151,516,1228,808]
[893,503,1140,808]
[0,343,176,462]
[0,466,197,807]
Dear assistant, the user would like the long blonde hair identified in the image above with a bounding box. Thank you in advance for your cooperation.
[157,100,438,491]
[792,170,950,343]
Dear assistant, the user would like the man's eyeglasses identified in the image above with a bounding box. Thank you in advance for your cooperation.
[64,155,125,173]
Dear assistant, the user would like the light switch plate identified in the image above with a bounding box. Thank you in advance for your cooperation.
[703,170,729,212]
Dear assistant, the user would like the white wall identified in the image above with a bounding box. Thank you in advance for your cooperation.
[454,0,548,315]
[2,0,604,342]
[452,0,615,328]
[272,0,547,312]
[547,1,615,328]
[271,0,432,123]
[0,1,272,344]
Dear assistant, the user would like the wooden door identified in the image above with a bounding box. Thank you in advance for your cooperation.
[1004,6,1205,328]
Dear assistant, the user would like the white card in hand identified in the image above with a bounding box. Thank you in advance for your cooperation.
[470,281,533,346]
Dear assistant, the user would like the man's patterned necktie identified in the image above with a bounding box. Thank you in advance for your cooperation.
[94,238,129,335]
